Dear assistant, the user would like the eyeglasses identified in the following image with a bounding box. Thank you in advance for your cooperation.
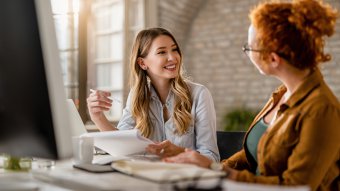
[242,43,290,61]
[242,43,264,56]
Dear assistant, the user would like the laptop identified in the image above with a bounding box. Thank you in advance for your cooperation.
[66,99,87,136]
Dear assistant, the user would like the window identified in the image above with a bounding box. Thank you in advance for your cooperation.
[88,0,145,121]
[51,0,79,102]
[51,0,157,124]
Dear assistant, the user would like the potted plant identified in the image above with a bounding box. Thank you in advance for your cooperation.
[223,108,258,131]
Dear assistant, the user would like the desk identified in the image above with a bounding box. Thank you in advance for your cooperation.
[32,159,166,191]
[0,170,69,191]
[1,157,219,191]
[0,157,310,191]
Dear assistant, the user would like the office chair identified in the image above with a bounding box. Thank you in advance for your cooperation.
[216,131,246,161]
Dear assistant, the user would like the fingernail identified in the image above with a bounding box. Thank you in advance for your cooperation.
[160,148,165,154]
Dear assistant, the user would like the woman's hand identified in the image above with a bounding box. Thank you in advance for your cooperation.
[87,89,117,131]
[164,149,239,180]
[223,165,238,180]
[146,140,185,158]
[87,89,112,121]
[163,148,212,168]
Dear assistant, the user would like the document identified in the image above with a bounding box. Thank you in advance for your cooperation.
[82,129,154,157]
[111,160,226,183]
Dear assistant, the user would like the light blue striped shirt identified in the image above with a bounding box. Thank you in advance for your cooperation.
[117,81,220,162]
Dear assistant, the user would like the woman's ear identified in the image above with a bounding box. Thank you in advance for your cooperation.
[269,52,281,68]
[137,57,148,70]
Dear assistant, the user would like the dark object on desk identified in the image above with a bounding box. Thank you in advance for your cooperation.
[73,163,116,173]
[172,175,224,191]
[173,185,222,191]
[217,131,246,160]
[94,147,108,155]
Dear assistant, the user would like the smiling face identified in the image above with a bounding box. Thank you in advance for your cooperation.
[138,35,181,82]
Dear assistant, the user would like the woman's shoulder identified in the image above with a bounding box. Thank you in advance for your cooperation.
[185,81,212,98]
[185,81,209,92]
[298,85,340,117]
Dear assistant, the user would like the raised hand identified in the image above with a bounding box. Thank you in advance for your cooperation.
[86,89,116,131]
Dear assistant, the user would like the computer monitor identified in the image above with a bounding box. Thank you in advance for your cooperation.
[0,0,73,159]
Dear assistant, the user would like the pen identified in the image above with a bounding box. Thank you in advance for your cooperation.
[90,89,122,104]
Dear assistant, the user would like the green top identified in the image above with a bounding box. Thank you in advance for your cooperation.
[246,117,268,175]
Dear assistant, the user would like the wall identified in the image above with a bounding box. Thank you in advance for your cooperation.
[158,0,340,130]
[158,0,205,48]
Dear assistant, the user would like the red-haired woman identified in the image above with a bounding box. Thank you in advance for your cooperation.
[165,0,339,190]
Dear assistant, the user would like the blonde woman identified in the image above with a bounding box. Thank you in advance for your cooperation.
[87,28,219,161]
[165,0,339,190]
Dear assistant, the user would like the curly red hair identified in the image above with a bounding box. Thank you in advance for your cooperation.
[250,0,338,69]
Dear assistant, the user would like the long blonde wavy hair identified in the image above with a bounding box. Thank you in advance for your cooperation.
[129,28,193,138]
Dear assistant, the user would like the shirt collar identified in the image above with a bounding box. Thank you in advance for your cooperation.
[149,83,173,104]
[273,68,323,108]
[271,85,287,106]
[150,84,158,100]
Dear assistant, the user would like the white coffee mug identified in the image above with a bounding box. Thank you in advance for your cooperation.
[72,136,94,165]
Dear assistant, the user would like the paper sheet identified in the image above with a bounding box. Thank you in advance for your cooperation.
[82,129,154,156]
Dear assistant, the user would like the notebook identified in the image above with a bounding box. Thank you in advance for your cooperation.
[111,160,226,183]
[66,99,87,136]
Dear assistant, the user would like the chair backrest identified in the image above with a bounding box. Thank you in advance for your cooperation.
[217,131,246,161]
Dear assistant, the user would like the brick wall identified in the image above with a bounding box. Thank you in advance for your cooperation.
[158,0,205,48]
[158,0,340,130]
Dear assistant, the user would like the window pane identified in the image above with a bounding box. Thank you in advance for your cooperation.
[60,51,79,85]
[96,64,111,88]
[110,2,123,31]
[54,15,78,50]
[95,6,111,31]
[51,0,79,100]
[95,33,123,62]
[110,63,123,89]
[96,35,111,59]
[129,0,143,28]
[60,51,78,98]
[96,63,122,89]
[111,33,123,61]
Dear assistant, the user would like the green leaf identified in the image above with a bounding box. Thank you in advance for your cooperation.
[223,108,258,131]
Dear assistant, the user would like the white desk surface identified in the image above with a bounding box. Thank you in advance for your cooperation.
[0,156,310,191]
[32,159,165,191]
[1,156,218,191]
[0,170,69,191]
